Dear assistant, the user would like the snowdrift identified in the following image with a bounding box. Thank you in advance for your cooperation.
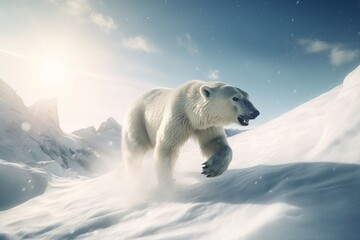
[309,66,360,162]
[0,66,360,239]
[227,65,360,168]
[0,160,49,211]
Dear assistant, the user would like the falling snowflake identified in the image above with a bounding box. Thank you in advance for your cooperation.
[21,122,31,132]
[296,0,300,4]
[22,187,26,192]
[293,89,297,93]
[291,18,295,22]
[144,16,150,24]
[108,141,114,146]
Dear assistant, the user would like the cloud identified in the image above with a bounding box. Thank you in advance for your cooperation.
[298,39,331,53]
[50,0,117,33]
[177,33,199,55]
[122,36,158,54]
[208,69,220,80]
[299,39,359,66]
[330,48,360,66]
[89,12,116,33]
[61,0,90,16]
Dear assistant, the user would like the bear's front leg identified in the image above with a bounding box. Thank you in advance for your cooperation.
[201,145,232,177]
[195,127,232,177]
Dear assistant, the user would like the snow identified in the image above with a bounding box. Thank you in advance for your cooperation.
[0,160,49,211]
[21,121,31,132]
[0,80,121,176]
[308,67,360,162]
[72,117,121,172]
[1,66,360,239]
[30,98,60,128]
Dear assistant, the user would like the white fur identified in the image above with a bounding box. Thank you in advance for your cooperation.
[122,80,258,184]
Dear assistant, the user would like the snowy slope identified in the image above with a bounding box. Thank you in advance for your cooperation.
[1,66,360,240]
[0,160,49,211]
[227,65,360,168]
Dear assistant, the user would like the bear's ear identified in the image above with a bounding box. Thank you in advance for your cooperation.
[200,85,212,98]
[236,87,249,99]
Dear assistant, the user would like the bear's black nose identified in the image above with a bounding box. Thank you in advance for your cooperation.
[251,110,260,119]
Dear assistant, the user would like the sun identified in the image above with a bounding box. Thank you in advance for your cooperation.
[39,58,68,88]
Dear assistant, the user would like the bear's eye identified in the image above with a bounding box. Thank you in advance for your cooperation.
[232,97,239,101]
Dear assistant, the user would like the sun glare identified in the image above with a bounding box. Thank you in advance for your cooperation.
[39,58,68,88]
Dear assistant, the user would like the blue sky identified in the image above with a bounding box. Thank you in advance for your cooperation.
[0,0,359,131]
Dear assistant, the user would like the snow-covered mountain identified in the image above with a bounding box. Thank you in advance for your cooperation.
[73,117,121,155]
[0,79,121,176]
[72,117,122,170]
[30,98,60,128]
[0,66,360,239]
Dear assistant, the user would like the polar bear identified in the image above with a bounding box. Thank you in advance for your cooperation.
[122,80,259,184]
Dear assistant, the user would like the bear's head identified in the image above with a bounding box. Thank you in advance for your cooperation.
[199,83,259,126]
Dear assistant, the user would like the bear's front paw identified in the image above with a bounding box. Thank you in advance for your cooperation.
[201,155,230,178]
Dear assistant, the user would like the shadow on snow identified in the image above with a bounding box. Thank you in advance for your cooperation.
[176,162,360,240]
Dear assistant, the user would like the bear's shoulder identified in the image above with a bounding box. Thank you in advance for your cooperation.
[179,80,205,90]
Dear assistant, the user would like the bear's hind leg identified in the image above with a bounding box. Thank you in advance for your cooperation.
[123,144,147,174]
[122,129,151,175]
[154,122,192,185]
[155,145,179,185]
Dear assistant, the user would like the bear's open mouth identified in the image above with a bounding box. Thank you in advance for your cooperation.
[237,116,250,126]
